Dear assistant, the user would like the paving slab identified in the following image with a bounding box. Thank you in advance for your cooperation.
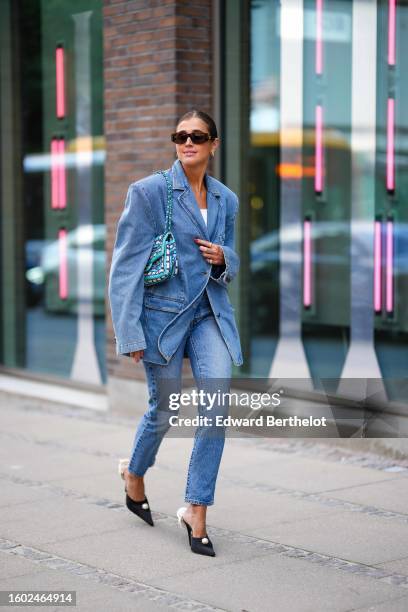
[0,480,58,509]
[351,594,408,612]
[0,553,44,580]
[246,509,408,565]
[57,426,138,456]
[0,437,114,484]
[0,407,107,443]
[220,451,400,494]
[44,521,274,583]
[0,498,131,547]
[0,563,172,612]
[375,557,408,577]
[319,477,408,515]
[208,485,342,532]
[152,550,402,612]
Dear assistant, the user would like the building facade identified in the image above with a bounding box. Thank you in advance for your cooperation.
[0,0,407,412]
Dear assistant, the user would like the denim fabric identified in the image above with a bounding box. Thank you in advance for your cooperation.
[128,289,232,506]
[108,158,243,366]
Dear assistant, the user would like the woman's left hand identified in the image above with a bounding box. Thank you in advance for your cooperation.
[194,238,225,265]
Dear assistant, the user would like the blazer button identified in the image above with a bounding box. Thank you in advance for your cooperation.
[217,312,221,317]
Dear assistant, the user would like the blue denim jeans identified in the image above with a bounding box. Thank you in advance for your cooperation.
[128,289,232,506]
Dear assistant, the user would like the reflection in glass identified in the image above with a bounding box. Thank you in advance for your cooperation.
[302,0,352,384]
[248,0,280,376]
[16,0,106,384]
[375,0,408,398]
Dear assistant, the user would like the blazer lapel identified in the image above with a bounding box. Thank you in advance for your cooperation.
[177,190,210,240]
[205,174,223,243]
[170,159,224,243]
[206,190,222,242]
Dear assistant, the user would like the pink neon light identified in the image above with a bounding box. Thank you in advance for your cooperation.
[316,0,323,74]
[315,105,323,193]
[58,229,68,300]
[386,220,394,312]
[387,98,395,192]
[388,0,396,66]
[57,138,67,209]
[50,138,67,209]
[303,220,312,307]
[374,221,382,312]
[51,139,59,209]
[56,47,66,118]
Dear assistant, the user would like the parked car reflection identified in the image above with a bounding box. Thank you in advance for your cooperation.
[25,224,106,315]
[250,220,408,334]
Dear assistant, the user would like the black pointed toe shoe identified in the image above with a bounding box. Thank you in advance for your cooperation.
[176,507,215,557]
[125,493,154,526]
[118,459,154,527]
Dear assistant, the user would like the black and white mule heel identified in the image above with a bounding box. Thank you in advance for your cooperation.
[176,507,216,557]
[118,459,154,527]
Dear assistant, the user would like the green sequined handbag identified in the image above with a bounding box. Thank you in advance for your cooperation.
[143,170,179,286]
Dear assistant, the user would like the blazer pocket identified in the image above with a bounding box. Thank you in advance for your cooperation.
[143,293,184,313]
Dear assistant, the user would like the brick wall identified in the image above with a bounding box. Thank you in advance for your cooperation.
[103,0,214,382]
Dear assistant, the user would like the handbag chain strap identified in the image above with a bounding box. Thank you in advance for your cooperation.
[155,170,173,233]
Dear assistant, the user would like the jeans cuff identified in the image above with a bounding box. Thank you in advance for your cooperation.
[184,497,214,506]
[128,462,147,477]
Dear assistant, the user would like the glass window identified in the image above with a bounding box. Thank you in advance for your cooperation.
[0,0,105,384]
[374,0,408,400]
[249,0,281,376]
[222,1,408,406]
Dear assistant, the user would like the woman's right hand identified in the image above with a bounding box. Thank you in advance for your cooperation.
[130,349,144,363]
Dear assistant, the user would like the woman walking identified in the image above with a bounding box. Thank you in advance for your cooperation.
[108,109,243,557]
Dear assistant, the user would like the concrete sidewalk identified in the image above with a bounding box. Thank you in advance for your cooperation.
[1,391,408,612]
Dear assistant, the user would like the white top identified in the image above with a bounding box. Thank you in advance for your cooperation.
[200,208,208,224]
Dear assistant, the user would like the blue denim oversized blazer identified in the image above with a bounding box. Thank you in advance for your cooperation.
[108,158,243,367]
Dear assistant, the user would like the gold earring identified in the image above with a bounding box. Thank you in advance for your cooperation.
[211,151,215,158]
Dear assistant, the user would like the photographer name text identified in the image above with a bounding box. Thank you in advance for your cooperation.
[168,415,327,428]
